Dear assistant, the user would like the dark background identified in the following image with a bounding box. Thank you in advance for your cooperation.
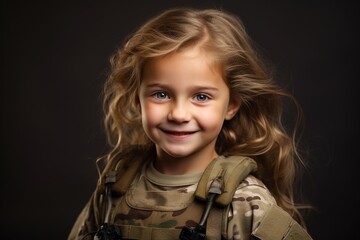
[1,1,359,239]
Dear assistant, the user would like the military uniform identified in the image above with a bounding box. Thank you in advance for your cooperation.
[68,148,312,240]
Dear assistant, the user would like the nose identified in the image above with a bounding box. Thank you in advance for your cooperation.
[168,100,191,123]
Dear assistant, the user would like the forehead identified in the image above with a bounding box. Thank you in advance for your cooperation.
[142,47,223,83]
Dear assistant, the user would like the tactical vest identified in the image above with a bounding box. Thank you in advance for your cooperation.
[90,146,312,240]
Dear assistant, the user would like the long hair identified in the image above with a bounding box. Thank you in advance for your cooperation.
[101,8,308,226]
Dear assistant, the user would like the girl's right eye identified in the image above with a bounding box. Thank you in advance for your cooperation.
[152,92,169,100]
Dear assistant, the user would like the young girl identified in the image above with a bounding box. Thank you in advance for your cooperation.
[69,8,312,240]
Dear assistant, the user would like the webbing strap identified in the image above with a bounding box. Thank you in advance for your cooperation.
[97,146,154,194]
[119,225,181,240]
[111,156,147,194]
[251,204,313,240]
[206,205,229,240]
[195,155,257,207]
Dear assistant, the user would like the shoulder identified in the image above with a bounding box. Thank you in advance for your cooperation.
[234,174,277,205]
[231,174,276,219]
[225,175,277,239]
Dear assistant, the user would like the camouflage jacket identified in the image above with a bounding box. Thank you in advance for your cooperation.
[68,151,312,240]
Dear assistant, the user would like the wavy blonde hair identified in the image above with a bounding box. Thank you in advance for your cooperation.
[101,8,308,226]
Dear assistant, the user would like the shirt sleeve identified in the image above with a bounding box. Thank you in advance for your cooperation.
[226,175,277,240]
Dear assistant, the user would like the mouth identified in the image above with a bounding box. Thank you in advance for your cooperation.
[161,129,198,136]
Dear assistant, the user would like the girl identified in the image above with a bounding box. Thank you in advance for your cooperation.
[69,8,312,240]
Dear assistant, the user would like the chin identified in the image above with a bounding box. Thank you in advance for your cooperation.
[165,151,191,159]
[160,146,194,159]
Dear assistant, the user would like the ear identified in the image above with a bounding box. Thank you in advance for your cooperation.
[225,98,240,120]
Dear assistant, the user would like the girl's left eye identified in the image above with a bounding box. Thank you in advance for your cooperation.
[194,94,210,102]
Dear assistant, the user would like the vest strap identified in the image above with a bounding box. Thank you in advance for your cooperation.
[97,145,154,194]
[206,205,229,240]
[195,155,257,207]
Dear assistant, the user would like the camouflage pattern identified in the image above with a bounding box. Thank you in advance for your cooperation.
[112,161,205,230]
[68,156,280,240]
[226,175,276,240]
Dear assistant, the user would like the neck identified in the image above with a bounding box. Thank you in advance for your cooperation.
[154,148,218,175]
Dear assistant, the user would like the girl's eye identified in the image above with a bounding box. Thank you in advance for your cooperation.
[153,92,169,99]
[194,94,210,102]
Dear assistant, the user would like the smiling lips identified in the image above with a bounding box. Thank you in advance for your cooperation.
[161,129,198,136]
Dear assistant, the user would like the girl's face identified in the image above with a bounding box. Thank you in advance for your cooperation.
[138,47,239,169]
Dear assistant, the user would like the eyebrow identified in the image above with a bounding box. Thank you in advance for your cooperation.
[143,82,220,92]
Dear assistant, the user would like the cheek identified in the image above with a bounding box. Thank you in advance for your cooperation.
[196,107,226,131]
[140,103,164,127]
